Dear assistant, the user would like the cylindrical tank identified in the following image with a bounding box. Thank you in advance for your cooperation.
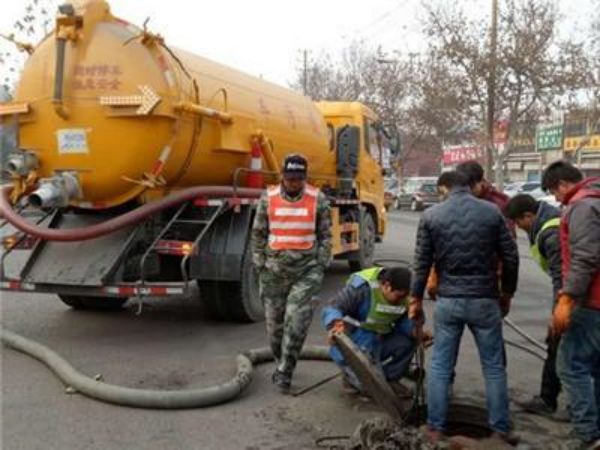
[11,0,333,209]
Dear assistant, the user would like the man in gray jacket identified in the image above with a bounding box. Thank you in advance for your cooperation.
[409,170,519,445]
[542,161,600,448]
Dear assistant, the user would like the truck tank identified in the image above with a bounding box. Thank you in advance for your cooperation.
[6,0,334,209]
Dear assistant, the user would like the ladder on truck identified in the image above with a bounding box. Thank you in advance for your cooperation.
[137,200,228,295]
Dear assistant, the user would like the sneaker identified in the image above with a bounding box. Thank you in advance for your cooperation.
[491,431,521,446]
[521,395,556,418]
[271,369,291,393]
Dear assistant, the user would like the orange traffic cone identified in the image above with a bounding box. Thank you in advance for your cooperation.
[246,139,264,188]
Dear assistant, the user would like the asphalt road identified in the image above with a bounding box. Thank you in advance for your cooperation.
[1,211,575,450]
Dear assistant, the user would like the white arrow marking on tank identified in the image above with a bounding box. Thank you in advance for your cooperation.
[99,85,161,115]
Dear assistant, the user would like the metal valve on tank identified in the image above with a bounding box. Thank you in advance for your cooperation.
[5,151,39,178]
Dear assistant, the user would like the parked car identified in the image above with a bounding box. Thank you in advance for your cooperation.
[504,182,525,198]
[504,181,541,198]
[395,181,440,211]
[529,187,561,208]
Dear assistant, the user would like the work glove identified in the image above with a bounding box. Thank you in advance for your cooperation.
[408,297,424,326]
[426,269,438,300]
[551,293,575,336]
[499,293,512,317]
[327,319,346,345]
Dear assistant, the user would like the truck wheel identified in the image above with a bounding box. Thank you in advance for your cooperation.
[58,295,127,311]
[348,211,376,272]
[198,248,264,323]
[58,295,85,309]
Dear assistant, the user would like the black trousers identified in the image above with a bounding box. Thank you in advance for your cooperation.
[541,331,562,409]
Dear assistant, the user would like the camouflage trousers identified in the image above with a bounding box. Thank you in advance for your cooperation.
[260,265,325,376]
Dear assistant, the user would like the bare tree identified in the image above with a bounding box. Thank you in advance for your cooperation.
[0,0,57,93]
[421,0,591,188]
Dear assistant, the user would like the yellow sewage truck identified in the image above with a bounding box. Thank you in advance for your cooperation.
[0,0,392,321]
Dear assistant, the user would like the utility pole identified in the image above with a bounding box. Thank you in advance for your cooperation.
[303,49,308,96]
[486,0,499,181]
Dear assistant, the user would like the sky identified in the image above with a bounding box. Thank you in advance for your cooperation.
[0,0,595,89]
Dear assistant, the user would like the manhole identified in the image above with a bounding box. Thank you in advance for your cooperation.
[405,403,492,438]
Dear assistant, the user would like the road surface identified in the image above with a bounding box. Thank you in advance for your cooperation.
[1,211,574,449]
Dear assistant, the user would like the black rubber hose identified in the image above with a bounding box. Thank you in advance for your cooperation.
[1,329,331,409]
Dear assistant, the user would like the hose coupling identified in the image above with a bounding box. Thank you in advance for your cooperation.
[28,172,82,209]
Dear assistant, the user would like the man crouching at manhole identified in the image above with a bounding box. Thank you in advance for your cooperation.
[251,154,332,393]
[320,266,425,395]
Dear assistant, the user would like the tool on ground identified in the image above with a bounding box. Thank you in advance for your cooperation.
[503,317,546,353]
[291,372,342,397]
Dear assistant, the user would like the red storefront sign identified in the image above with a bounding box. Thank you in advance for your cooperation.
[442,145,485,165]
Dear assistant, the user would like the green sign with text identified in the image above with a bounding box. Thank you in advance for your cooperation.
[536,125,563,151]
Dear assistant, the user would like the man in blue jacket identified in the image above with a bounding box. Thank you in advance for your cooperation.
[410,170,519,445]
[321,266,419,393]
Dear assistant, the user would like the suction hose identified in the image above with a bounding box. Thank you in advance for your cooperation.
[1,328,331,409]
[0,185,263,242]
[1,327,546,409]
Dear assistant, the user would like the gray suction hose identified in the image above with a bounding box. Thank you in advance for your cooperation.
[1,329,331,409]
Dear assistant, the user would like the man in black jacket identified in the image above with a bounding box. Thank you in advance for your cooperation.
[409,170,519,444]
[505,194,562,417]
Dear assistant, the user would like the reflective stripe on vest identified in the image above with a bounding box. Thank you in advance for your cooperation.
[530,217,560,273]
[348,267,408,335]
[267,184,318,251]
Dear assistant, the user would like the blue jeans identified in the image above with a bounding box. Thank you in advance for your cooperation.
[428,297,509,433]
[557,307,600,443]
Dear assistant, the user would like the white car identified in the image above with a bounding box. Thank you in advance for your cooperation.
[528,187,561,208]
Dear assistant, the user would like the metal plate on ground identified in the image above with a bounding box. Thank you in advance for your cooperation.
[333,333,405,421]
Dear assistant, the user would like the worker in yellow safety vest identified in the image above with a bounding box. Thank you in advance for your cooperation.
[504,193,563,418]
[321,266,430,394]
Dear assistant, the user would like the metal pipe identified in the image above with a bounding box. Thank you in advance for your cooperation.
[0,185,263,242]
[505,338,546,362]
[504,318,546,353]
[174,101,233,124]
[53,37,69,119]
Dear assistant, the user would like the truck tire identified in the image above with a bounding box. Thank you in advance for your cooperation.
[348,211,376,272]
[198,248,264,323]
[58,295,127,311]
[58,295,84,309]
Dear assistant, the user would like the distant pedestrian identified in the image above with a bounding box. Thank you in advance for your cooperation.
[456,160,516,236]
[251,154,332,393]
[542,161,600,448]
[504,194,563,417]
[410,170,520,445]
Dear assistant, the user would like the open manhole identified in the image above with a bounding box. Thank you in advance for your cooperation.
[405,403,492,439]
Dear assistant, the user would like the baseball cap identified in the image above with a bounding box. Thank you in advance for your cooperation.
[282,154,308,180]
